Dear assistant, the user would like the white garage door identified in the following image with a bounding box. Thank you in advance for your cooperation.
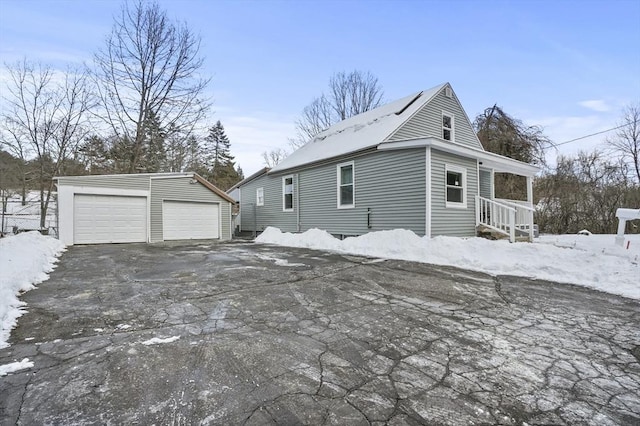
[74,195,147,244]
[163,201,219,240]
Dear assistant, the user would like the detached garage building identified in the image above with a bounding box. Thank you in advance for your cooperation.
[55,173,235,245]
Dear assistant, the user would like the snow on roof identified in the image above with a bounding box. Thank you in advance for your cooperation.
[270,83,447,173]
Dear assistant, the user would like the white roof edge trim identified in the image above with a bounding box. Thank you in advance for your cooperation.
[54,172,192,180]
[378,138,540,176]
[149,174,195,180]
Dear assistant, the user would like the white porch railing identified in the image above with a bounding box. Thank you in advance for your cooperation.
[496,198,536,241]
[475,196,535,242]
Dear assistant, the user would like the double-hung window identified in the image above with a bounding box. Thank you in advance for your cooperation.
[337,161,354,208]
[445,165,466,208]
[442,112,454,141]
[256,187,264,206]
[282,176,294,211]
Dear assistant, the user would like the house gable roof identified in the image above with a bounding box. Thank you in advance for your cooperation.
[269,83,447,173]
[228,167,270,191]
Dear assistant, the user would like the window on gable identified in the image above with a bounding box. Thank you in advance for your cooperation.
[283,176,294,211]
[442,113,454,141]
[337,162,354,208]
[445,165,466,208]
[256,187,264,206]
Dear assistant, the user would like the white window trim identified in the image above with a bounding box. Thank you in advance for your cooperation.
[445,164,467,209]
[442,111,454,142]
[336,161,355,209]
[282,175,294,212]
[256,187,264,206]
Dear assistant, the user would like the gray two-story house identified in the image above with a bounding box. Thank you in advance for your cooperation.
[234,83,539,242]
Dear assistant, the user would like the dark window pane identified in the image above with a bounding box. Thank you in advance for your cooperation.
[285,194,293,209]
[340,186,353,205]
[447,171,462,186]
[443,115,451,128]
[340,165,353,185]
[443,129,451,140]
[447,187,463,203]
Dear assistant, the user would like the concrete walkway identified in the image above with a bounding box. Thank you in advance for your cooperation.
[1,241,639,425]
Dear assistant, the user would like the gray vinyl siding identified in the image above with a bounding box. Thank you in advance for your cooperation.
[239,174,298,233]
[298,149,426,236]
[149,177,232,242]
[387,87,483,150]
[239,150,426,236]
[56,174,150,190]
[430,150,478,237]
[479,168,492,199]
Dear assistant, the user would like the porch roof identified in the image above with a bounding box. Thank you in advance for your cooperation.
[378,137,541,177]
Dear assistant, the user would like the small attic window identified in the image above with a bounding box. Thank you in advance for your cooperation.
[445,87,453,98]
[442,112,454,141]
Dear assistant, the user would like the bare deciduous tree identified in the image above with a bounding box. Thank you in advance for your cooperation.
[261,148,288,168]
[94,0,210,173]
[292,70,384,148]
[607,103,640,183]
[0,60,93,228]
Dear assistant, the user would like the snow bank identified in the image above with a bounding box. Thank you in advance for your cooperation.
[256,227,640,300]
[0,232,66,348]
[141,336,180,346]
[0,358,34,376]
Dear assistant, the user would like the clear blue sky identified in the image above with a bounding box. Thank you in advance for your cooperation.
[1,0,639,175]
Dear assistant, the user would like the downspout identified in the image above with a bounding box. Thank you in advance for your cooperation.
[296,173,300,232]
[425,147,432,238]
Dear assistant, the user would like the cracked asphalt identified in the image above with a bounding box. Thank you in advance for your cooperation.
[1,241,639,425]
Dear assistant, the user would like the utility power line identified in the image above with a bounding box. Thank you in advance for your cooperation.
[553,124,625,148]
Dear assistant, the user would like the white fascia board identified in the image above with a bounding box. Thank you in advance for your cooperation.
[378,138,540,177]
[149,174,193,180]
[54,172,190,180]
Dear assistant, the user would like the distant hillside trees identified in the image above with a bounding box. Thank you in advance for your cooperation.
[73,120,243,190]
[535,151,639,234]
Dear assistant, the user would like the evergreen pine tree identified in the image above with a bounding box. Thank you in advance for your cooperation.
[203,120,243,190]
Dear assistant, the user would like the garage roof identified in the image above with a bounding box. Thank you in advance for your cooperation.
[54,172,236,204]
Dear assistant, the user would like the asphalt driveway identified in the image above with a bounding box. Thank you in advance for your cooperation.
[1,241,639,425]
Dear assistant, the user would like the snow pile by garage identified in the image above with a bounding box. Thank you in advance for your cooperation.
[256,227,640,300]
[0,232,66,348]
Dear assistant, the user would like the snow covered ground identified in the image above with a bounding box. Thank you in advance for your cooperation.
[256,227,640,300]
[0,232,66,348]
[1,191,57,235]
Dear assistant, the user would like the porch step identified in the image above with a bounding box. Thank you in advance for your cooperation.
[476,225,530,242]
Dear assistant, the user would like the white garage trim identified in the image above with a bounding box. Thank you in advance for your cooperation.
[162,200,220,240]
[57,185,151,245]
[73,194,147,244]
